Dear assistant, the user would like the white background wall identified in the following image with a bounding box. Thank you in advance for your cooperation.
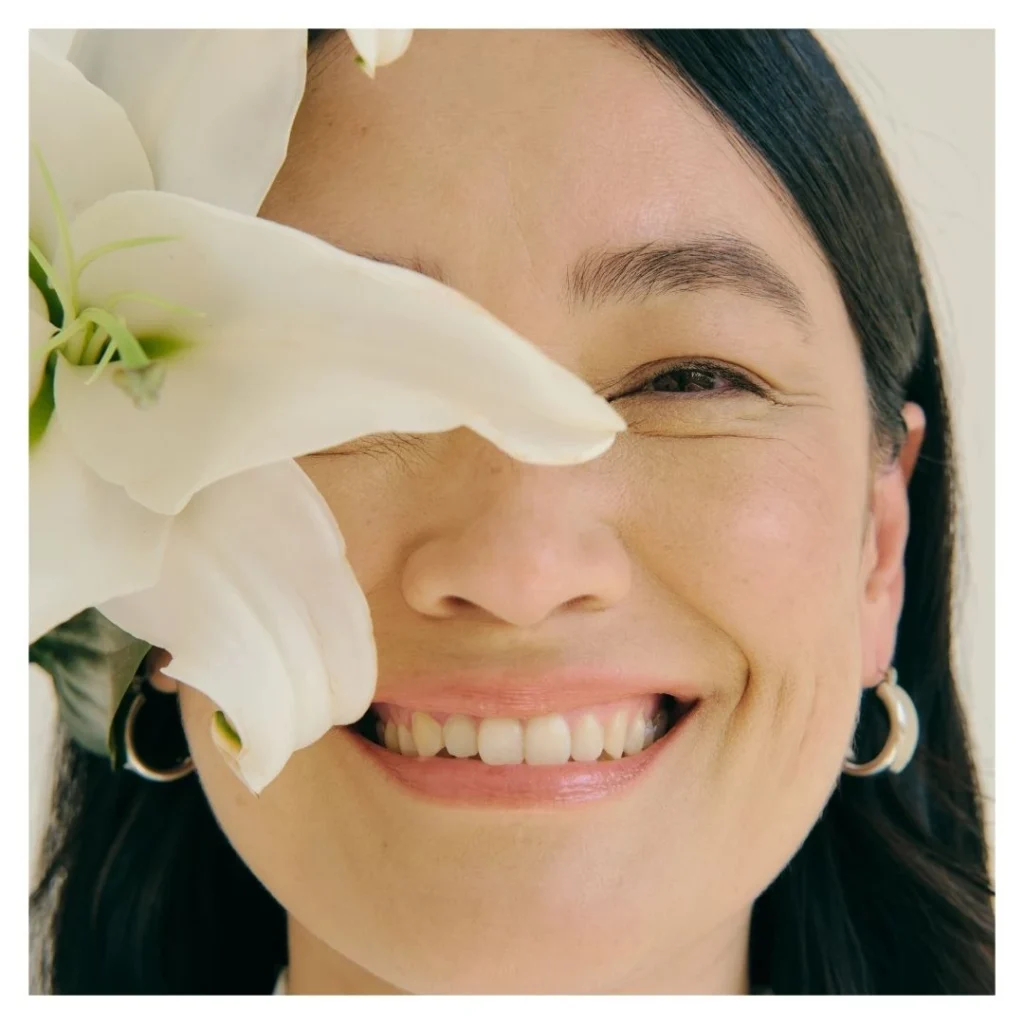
[29,29,995,863]
[817,30,995,849]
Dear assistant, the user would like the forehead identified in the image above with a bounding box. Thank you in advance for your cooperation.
[271,30,839,329]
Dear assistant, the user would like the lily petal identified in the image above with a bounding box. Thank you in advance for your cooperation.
[30,282,54,401]
[29,29,77,61]
[345,29,414,77]
[56,190,626,516]
[29,44,153,263]
[99,461,377,795]
[67,30,307,215]
[29,404,172,643]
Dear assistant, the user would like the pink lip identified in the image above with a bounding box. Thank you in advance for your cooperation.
[369,667,702,719]
[337,700,699,808]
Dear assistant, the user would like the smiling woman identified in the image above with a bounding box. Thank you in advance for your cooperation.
[30,29,994,995]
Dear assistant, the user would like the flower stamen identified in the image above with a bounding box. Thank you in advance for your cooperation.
[29,154,195,416]
[28,240,72,328]
[32,145,78,315]
[76,307,150,369]
[81,324,110,366]
[105,290,206,320]
[75,235,178,277]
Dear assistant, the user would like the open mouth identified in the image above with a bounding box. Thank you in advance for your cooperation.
[347,694,696,766]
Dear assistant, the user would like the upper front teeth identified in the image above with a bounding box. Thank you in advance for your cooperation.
[374,699,670,764]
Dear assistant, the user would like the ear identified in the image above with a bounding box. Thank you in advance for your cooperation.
[146,647,179,695]
[859,402,926,685]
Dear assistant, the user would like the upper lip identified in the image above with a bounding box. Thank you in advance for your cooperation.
[370,667,701,719]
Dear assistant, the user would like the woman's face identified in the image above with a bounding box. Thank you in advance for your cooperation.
[175,30,920,993]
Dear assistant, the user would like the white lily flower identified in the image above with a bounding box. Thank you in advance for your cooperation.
[29,34,626,792]
[344,29,415,78]
[65,30,308,215]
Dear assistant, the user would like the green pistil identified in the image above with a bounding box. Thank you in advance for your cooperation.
[76,308,149,369]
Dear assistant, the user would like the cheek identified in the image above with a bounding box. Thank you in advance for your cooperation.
[610,435,869,885]
[620,434,867,792]
[623,434,866,635]
[176,684,357,923]
[297,454,415,589]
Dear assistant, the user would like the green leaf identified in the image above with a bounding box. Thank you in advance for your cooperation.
[29,608,151,761]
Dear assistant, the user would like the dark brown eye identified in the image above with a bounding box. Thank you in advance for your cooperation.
[611,359,771,404]
[641,367,726,393]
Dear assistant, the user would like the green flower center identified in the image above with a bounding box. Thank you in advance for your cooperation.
[29,146,202,446]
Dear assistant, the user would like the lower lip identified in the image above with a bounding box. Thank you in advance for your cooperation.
[337,701,698,808]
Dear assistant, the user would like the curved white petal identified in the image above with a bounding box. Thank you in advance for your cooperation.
[29,406,172,643]
[29,30,77,61]
[55,190,626,515]
[29,44,153,262]
[30,282,54,401]
[99,461,377,795]
[67,30,307,215]
[345,29,414,77]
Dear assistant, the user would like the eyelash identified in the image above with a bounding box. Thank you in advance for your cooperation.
[621,359,770,401]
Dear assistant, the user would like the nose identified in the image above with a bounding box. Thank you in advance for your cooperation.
[400,445,631,629]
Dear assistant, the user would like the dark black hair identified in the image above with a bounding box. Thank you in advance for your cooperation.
[32,29,994,994]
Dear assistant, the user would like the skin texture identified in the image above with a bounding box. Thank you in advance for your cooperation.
[161,30,925,993]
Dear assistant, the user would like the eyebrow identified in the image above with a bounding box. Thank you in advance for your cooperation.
[349,232,811,330]
[565,234,811,329]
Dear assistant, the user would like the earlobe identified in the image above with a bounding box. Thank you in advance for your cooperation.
[146,647,179,695]
[859,402,926,687]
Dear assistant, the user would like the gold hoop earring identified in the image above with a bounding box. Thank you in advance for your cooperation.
[842,667,920,777]
[123,683,195,783]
